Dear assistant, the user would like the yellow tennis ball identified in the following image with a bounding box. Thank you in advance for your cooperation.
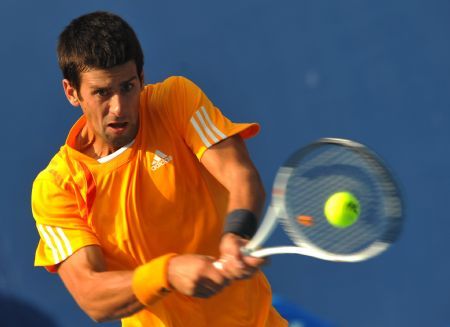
[324,192,360,228]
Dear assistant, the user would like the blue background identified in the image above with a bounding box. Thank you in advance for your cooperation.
[1,1,449,326]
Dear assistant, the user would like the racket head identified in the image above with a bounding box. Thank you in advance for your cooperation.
[271,138,403,262]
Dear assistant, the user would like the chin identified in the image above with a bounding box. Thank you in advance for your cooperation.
[105,125,137,149]
[113,137,133,149]
[104,133,130,149]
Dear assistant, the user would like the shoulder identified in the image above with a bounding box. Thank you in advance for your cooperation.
[159,75,197,89]
[140,76,203,121]
[141,76,201,100]
[33,146,73,191]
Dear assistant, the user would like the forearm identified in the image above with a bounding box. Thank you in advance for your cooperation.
[220,159,266,242]
[200,134,267,258]
[200,135,266,232]
[225,165,266,217]
[58,247,176,323]
[218,167,267,277]
[60,269,143,322]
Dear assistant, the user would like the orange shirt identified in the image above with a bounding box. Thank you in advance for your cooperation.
[32,76,287,326]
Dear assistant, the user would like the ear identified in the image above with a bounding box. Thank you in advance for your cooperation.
[62,79,81,107]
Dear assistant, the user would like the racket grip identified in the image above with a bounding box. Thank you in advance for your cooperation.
[240,246,253,256]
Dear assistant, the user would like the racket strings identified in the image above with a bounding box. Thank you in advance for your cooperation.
[278,144,401,256]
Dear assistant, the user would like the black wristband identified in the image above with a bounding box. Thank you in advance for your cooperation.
[223,209,258,239]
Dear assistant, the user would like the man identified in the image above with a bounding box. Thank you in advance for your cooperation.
[31,11,287,326]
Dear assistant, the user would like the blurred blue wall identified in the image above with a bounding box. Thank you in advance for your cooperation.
[1,1,449,326]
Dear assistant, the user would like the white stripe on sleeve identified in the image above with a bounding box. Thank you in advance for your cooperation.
[190,116,212,147]
[201,106,226,139]
[37,224,60,263]
[56,227,73,256]
[196,110,220,143]
[45,226,67,260]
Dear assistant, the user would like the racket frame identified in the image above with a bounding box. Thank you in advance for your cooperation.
[242,138,403,262]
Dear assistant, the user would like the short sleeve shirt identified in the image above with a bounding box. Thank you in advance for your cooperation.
[32,76,286,327]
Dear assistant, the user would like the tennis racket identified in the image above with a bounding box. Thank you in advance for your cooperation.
[217,137,403,265]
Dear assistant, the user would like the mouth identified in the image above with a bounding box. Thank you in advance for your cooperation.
[107,122,129,133]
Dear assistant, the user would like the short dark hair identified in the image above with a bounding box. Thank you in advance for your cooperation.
[57,11,144,91]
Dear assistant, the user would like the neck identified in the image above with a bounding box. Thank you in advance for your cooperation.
[76,126,115,159]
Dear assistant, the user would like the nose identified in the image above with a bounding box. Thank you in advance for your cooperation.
[109,94,125,117]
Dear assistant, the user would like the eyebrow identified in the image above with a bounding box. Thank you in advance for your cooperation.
[120,76,139,85]
[89,76,139,90]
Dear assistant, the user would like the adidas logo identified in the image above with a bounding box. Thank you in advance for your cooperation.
[151,150,173,171]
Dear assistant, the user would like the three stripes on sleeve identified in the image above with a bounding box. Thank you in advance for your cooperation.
[37,224,73,264]
[189,106,226,148]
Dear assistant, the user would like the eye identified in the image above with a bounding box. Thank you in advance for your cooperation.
[121,82,135,93]
[94,88,110,97]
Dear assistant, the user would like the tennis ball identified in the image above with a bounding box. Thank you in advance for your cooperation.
[324,192,360,228]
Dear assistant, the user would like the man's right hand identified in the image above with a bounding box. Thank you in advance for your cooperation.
[167,254,229,298]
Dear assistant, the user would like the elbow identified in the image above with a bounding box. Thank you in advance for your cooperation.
[84,307,122,324]
[80,303,112,323]
[72,286,143,323]
[90,314,108,324]
[90,315,114,324]
[76,295,118,323]
[80,298,140,323]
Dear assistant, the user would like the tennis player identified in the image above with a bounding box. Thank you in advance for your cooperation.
[31,11,287,326]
